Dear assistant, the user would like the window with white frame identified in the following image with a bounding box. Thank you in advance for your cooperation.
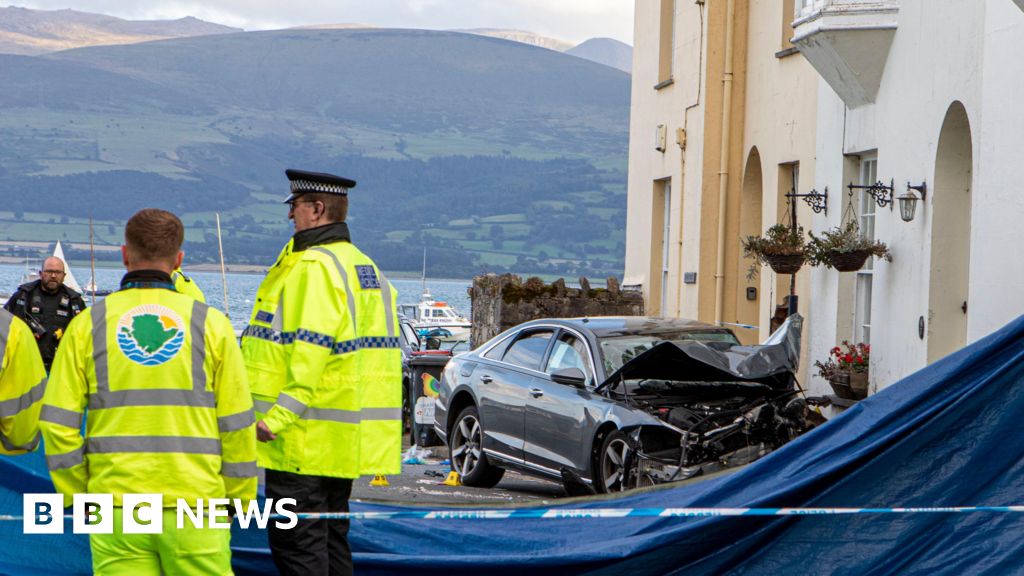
[854,157,877,344]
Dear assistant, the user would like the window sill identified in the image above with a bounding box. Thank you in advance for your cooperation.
[653,78,675,91]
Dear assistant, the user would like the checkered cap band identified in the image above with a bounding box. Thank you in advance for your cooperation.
[290,179,349,195]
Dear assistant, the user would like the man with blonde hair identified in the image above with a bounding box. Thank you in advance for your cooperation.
[41,208,256,575]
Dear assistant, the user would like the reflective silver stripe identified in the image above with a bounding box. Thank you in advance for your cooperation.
[362,407,402,421]
[89,389,215,409]
[271,300,284,332]
[311,247,357,330]
[378,272,396,338]
[305,407,360,424]
[92,300,109,393]
[87,436,221,455]
[0,308,11,363]
[1,430,39,452]
[276,393,307,416]
[0,377,46,418]
[218,409,255,433]
[253,399,273,413]
[40,404,82,429]
[303,407,402,424]
[46,445,84,470]
[190,300,209,392]
[221,460,258,478]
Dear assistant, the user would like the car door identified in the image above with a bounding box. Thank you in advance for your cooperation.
[475,328,555,464]
[524,329,597,476]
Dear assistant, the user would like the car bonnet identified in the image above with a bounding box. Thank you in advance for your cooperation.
[595,314,803,392]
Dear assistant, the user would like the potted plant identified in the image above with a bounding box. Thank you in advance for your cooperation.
[814,341,870,400]
[807,221,892,272]
[741,224,808,277]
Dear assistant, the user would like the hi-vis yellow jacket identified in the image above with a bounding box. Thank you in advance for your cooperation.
[241,237,402,478]
[0,308,46,455]
[172,268,206,303]
[40,285,256,507]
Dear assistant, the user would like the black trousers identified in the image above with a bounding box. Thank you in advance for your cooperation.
[266,469,354,576]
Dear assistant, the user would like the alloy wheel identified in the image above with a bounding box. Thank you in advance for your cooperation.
[602,435,633,492]
[451,413,483,478]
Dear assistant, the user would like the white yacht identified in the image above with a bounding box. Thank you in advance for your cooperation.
[399,288,471,340]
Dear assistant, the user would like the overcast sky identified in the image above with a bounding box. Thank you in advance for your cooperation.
[13,1,634,45]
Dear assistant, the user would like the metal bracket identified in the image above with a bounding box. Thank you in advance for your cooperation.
[785,187,828,215]
[848,179,895,210]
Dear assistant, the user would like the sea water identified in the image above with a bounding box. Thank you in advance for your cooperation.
[0,264,471,331]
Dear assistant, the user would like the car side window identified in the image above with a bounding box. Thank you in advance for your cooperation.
[545,333,593,386]
[501,330,554,371]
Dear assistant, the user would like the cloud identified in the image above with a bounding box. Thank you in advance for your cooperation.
[11,0,633,45]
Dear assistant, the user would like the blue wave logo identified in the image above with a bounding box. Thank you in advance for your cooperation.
[116,305,186,366]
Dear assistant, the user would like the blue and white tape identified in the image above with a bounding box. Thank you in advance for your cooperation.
[4,506,1024,522]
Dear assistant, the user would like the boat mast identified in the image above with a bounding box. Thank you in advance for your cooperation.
[215,213,230,318]
[88,216,96,305]
[421,247,427,297]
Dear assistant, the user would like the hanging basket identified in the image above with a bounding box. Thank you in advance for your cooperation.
[765,254,805,275]
[827,249,872,272]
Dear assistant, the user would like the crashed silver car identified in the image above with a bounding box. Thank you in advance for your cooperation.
[433,315,814,493]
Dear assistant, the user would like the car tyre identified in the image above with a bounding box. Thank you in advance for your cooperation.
[595,430,637,494]
[449,406,505,488]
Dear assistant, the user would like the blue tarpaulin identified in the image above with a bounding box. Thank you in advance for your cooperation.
[4,315,1024,574]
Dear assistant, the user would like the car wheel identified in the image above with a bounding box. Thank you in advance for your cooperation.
[449,406,505,488]
[595,430,636,494]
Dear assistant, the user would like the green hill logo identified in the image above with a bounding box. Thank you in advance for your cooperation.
[116,305,185,366]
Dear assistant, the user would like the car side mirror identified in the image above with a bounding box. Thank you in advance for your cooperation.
[551,367,588,389]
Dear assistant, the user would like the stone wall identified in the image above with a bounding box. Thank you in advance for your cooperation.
[469,274,645,348]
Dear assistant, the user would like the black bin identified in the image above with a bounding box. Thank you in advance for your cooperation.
[407,351,451,447]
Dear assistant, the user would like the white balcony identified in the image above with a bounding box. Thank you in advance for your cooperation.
[791,0,899,108]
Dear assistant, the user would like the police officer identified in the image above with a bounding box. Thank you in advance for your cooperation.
[172,267,206,302]
[40,208,256,575]
[242,169,402,575]
[4,256,86,371]
[0,307,47,455]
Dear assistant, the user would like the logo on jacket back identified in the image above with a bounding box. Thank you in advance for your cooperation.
[117,305,185,366]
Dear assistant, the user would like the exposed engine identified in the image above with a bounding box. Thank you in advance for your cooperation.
[611,379,817,486]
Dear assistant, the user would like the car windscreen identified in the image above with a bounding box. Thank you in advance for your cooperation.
[598,331,740,375]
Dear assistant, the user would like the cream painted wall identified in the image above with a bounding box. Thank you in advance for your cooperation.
[625,0,707,317]
[741,0,819,345]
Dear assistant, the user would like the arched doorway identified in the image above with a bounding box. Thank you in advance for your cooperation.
[736,147,763,343]
[928,102,973,363]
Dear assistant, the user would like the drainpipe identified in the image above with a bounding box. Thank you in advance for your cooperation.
[714,0,736,326]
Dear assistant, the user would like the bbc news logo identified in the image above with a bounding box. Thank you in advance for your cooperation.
[23,494,298,534]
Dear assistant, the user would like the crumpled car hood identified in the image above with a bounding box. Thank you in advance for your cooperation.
[597,314,803,392]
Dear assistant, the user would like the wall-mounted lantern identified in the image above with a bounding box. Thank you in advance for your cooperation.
[898,181,928,223]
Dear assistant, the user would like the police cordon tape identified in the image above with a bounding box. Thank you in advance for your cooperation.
[5,505,1024,522]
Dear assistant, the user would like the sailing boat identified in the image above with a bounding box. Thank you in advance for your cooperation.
[52,241,83,293]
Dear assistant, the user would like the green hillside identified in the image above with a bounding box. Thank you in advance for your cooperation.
[0,28,630,278]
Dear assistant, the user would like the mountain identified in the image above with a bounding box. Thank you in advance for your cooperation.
[452,28,574,52]
[0,28,630,279]
[0,6,240,55]
[567,38,633,73]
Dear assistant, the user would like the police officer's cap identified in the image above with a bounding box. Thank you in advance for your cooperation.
[283,169,357,203]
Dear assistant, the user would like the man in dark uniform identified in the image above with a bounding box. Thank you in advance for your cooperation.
[4,256,86,371]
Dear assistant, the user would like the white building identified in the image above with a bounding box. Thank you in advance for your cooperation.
[626,0,1024,397]
[796,0,1024,393]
